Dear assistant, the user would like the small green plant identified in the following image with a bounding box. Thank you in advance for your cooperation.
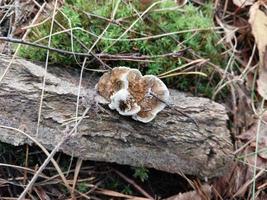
[121,185,133,195]
[133,167,149,182]
[105,177,120,190]
[77,182,89,193]
[104,177,133,195]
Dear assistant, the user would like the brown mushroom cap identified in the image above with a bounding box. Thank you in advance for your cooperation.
[132,75,169,123]
[95,67,131,101]
[95,67,170,123]
[127,69,148,103]
[95,72,112,101]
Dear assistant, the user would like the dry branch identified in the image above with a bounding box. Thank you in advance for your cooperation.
[0,55,233,178]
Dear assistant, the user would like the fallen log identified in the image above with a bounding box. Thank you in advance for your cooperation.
[0,54,233,178]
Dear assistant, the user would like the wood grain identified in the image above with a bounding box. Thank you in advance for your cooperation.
[0,55,233,178]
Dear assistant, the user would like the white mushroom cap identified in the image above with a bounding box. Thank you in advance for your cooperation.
[109,89,141,116]
[95,67,170,123]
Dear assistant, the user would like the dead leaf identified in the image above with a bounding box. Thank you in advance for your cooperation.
[212,164,250,198]
[237,110,267,169]
[249,0,267,99]
[233,0,254,7]
[164,185,211,200]
[257,49,267,99]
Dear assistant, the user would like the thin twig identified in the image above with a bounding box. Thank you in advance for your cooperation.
[0,37,187,61]
[114,170,154,200]
[0,36,93,56]
[251,100,265,200]
[71,158,83,196]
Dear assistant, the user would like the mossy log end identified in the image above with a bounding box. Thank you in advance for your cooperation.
[0,55,233,178]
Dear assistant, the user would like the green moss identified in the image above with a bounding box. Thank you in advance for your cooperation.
[18,0,225,97]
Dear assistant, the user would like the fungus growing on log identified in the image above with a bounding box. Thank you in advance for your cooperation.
[95,67,170,123]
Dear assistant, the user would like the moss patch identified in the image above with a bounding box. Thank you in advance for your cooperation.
[19,0,226,96]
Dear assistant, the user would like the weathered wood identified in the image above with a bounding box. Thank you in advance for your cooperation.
[0,55,233,178]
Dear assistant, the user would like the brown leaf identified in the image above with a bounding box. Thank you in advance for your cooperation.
[212,163,250,198]
[164,184,211,200]
[249,0,267,99]
[233,0,254,8]
[238,111,267,166]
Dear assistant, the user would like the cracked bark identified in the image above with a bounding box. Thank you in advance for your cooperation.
[0,55,233,178]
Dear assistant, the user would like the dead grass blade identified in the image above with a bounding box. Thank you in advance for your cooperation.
[95,188,151,200]
[71,158,83,195]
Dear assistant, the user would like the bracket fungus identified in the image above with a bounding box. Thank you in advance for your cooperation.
[95,67,170,123]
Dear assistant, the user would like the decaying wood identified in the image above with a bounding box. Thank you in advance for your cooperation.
[0,55,233,178]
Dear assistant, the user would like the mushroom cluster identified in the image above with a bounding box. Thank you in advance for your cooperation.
[95,67,170,123]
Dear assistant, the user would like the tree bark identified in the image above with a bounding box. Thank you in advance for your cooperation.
[0,55,233,178]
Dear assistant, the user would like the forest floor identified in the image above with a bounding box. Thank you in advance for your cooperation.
[0,0,267,199]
